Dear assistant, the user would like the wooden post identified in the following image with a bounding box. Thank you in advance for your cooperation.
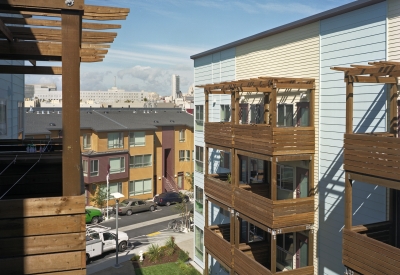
[345,80,353,229]
[264,93,270,125]
[270,85,277,128]
[308,228,314,267]
[234,152,240,188]
[271,157,277,200]
[309,156,314,197]
[205,198,208,227]
[231,91,235,125]
[230,208,235,275]
[235,90,240,125]
[61,10,82,196]
[309,86,315,127]
[205,90,209,124]
[235,214,240,249]
[205,146,209,176]
[389,84,398,136]
[205,251,209,275]
[271,230,276,273]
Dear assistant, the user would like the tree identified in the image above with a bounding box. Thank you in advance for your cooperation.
[90,185,109,209]
[143,97,148,101]
[185,172,194,192]
[174,193,190,232]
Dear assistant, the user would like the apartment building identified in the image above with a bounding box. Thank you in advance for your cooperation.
[24,108,194,205]
[191,0,399,274]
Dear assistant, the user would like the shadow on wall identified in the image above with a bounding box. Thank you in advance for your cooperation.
[318,86,387,274]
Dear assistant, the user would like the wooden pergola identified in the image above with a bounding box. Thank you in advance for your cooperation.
[0,0,128,196]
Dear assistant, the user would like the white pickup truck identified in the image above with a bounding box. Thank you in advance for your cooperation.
[86,225,130,262]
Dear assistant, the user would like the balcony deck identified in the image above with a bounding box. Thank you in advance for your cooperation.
[205,122,315,156]
[234,187,314,228]
[204,174,233,207]
[204,224,232,268]
[344,133,400,186]
[343,222,400,275]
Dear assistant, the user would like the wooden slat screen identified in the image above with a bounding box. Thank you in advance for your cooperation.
[0,196,86,274]
[204,227,232,267]
[205,122,232,148]
[276,266,314,275]
[344,133,400,182]
[234,247,272,275]
[343,228,400,275]
[233,124,274,155]
[204,175,233,207]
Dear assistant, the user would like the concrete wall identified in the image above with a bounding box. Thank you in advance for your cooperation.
[319,2,388,274]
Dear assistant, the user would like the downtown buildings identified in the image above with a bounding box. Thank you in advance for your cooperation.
[191,0,400,274]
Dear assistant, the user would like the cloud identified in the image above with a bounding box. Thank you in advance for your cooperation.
[137,43,206,57]
[107,49,189,66]
[80,71,112,91]
[25,75,62,90]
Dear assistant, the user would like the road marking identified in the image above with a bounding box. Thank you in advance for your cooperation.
[147,231,160,237]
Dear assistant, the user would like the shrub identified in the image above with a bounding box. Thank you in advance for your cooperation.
[131,254,140,261]
[178,250,189,262]
[165,236,176,249]
[147,244,163,263]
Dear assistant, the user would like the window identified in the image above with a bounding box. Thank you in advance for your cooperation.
[99,182,122,199]
[277,165,294,200]
[0,99,6,135]
[277,104,293,127]
[179,129,185,142]
[195,146,204,173]
[277,233,295,270]
[220,151,230,169]
[195,105,204,131]
[90,159,99,176]
[239,104,248,125]
[129,178,152,196]
[250,104,263,124]
[109,157,125,174]
[297,102,310,126]
[179,150,190,162]
[195,186,203,215]
[83,133,91,149]
[177,172,184,189]
[220,105,230,122]
[82,160,88,177]
[18,101,23,131]
[130,154,152,168]
[108,132,123,148]
[129,132,145,147]
[195,226,204,260]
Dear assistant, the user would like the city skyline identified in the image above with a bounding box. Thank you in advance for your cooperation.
[26,0,353,96]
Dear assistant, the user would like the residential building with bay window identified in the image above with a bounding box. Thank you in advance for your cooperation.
[24,108,194,205]
[191,1,400,275]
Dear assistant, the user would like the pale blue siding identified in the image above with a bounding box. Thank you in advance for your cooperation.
[319,3,387,275]
[193,47,235,269]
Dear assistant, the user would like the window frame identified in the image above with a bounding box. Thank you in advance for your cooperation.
[83,133,91,149]
[220,104,231,122]
[18,101,23,132]
[179,129,185,142]
[130,154,152,168]
[220,151,230,169]
[82,159,88,177]
[195,146,204,173]
[129,178,152,196]
[0,99,6,136]
[108,132,124,149]
[195,105,204,131]
[129,131,146,147]
[195,186,203,215]
[277,103,294,127]
[90,159,99,177]
[195,226,204,261]
[109,157,125,174]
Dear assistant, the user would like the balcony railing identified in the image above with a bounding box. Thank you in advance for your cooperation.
[343,222,400,274]
[204,122,232,148]
[234,246,271,275]
[234,187,314,228]
[343,133,400,182]
[204,174,233,207]
[204,225,232,268]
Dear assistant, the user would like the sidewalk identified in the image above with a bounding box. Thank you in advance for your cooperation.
[88,230,196,275]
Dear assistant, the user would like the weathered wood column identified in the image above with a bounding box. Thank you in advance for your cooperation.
[271,230,276,273]
[344,80,353,229]
[309,85,315,127]
[271,157,277,200]
[270,84,277,128]
[390,84,398,136]
[264,93,270,125]
[62,9,82,196]
[204,197,209,275]
[205,89,209,124]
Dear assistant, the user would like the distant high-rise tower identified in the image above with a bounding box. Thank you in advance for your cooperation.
[171,74,180,100]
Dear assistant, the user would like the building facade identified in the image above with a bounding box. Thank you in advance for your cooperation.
[191,0,399,274]
[24,108,194,206]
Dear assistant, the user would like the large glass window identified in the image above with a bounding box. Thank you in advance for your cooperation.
[83,133,91,149]
[195,186,203,215]
[277,165,294,200]
[129,132,145,147]
[277,233,295,270]
[129,178,152,196]
[179,150,190,162]
[220,151,230,169]
[82,160,88,177]
[108,132,123,149]
[220,105,230,122]
[90,159,99,177]
[195,146,204,173]
[195,226,204,260]
[109,157,125,174]
[297,102,310,127]
[195,105,204,131]
[130,154,152,168]
[0,99,6,135]
[277,104,293,127]
[100,182,122,199]
[250,104,263,124]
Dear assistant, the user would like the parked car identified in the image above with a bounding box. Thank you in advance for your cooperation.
[86,225,129,262]
[118,198,157,215]
[154,192,189,206]
[85,207,103,224]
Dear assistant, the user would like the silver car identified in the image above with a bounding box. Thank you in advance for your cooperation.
[118,198,157,216]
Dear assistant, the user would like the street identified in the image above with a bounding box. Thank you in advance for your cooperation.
[86,202,193,266]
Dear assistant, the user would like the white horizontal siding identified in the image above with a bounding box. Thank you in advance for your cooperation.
[319,3,387,275]
[388,0,400,60]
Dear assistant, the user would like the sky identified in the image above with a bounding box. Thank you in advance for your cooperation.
[26,0,355,96]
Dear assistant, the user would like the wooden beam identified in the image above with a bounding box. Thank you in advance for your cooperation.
[0,18,13,41]
[234,215,240,249]
[0,65,61,75]
[310,88,315,128]
[345,173,353,229]
[271,230,276,274]
[275,83,314,89]
[61,10,82,196]
[270,86,277,128]
[205,90,209,124]
[346,81,353,134]
[271,157,277,201]
[347,75,398,84]
[0,0,84,10]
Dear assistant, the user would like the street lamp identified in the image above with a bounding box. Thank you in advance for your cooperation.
[110,192,124,268]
